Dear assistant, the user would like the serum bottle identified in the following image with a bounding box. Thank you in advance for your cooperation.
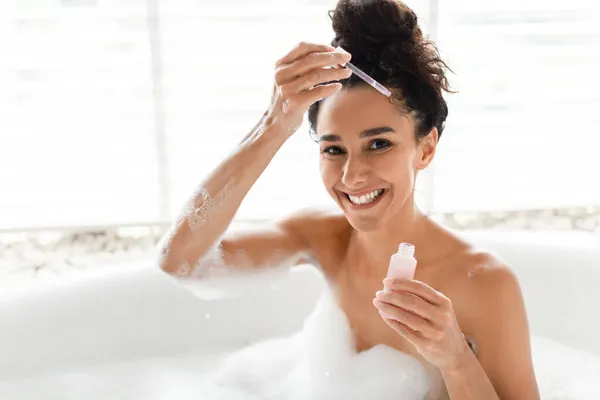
[386,242,417,280]
[380,242,417,320]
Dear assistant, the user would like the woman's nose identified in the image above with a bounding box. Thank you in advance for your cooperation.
[341,156,369,188]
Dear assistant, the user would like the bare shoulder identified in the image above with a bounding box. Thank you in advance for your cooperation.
[466,251,524,317]
[458,249,521,298]
[421,221,524,327]
[445,242,522,299]
[442,242,539,398]
[454,246,517,279]
[277,206,349,245]
[277,207,351,266]
[443,244,525,335]
[426,223,521,299]
[277,207,348,236]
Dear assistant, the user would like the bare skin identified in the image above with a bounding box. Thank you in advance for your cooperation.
[293,211,539,399]
[158,42,540,399]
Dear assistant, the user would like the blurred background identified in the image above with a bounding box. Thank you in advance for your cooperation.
[1,0,598,287]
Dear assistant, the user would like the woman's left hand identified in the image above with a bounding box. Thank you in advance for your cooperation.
[373,277,472,371]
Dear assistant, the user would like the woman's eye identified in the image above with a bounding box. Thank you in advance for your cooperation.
[322,146,345,155]
[369,139,391,150]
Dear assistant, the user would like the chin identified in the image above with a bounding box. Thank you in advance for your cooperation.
[344,215,385,232]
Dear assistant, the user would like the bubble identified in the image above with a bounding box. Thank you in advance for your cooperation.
[187,180,235,232]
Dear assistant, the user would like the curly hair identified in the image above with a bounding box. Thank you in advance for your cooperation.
[308,0,453,141]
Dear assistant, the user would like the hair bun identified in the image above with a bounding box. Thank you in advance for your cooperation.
[329,0,419,63]
[315,0,452,140]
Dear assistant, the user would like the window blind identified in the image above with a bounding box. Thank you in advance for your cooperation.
[0,0,158,230]
[433,0,600,212]
[1,0,596,231]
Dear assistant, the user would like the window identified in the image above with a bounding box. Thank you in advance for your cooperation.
[0,0,156,230]
[434,0,600,212]
[1,0,597,231]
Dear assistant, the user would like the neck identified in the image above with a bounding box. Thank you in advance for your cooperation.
[350,200,429,268]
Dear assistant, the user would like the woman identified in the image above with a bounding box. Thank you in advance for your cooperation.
[158,0,540,398]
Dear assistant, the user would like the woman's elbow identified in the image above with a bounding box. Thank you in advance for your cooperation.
[156,237,184,276]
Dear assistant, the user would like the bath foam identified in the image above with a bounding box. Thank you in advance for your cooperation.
[2,313,600,399]
[201,290,600,400]
[3,280,600,399]
[170,263,291,300]
[208,290,432,400]
[186,179,236,233]
[167,241,291,300]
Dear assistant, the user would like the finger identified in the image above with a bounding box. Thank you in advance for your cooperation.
[276,42,336,66]
[280,67,352,97]
[383,278,448,307]
[283,82,342,111]
[375,290,438,321]
[283,50,351,81]
[275,52,351,86]
[384,317,429,349]
[373,299,438,338]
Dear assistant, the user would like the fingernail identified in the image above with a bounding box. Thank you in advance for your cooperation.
[375,290,384,298]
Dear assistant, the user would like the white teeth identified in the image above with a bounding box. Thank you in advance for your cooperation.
[348,189,384,205]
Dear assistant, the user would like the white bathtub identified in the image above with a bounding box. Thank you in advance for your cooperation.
[1,230,600,399]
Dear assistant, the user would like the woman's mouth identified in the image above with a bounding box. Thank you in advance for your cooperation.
[342,188,386,209]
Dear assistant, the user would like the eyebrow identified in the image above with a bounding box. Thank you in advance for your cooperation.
[318,126,396,142]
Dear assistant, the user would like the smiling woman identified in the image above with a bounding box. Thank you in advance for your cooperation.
[156,0,540,399]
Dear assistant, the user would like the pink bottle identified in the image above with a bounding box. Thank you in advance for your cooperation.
[380,243,417,320]
[386,242,417,280]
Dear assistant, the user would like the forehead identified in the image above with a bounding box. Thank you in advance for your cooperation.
[316,86,413,138]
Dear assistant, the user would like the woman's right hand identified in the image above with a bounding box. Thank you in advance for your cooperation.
[265,42,353,136]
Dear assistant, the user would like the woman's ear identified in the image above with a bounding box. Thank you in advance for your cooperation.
[416,128,438,170]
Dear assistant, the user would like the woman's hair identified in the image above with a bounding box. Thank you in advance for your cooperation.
[307,0,452,142]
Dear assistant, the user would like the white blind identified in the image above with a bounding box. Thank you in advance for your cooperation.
[1,0,597,231]
[0,0,158,230]
[433,0,600,211]
[159,0,431,221]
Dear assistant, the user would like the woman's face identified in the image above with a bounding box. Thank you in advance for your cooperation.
[315,86,436,231]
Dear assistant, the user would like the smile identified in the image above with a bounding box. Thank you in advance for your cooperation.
[342,188,386,208]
